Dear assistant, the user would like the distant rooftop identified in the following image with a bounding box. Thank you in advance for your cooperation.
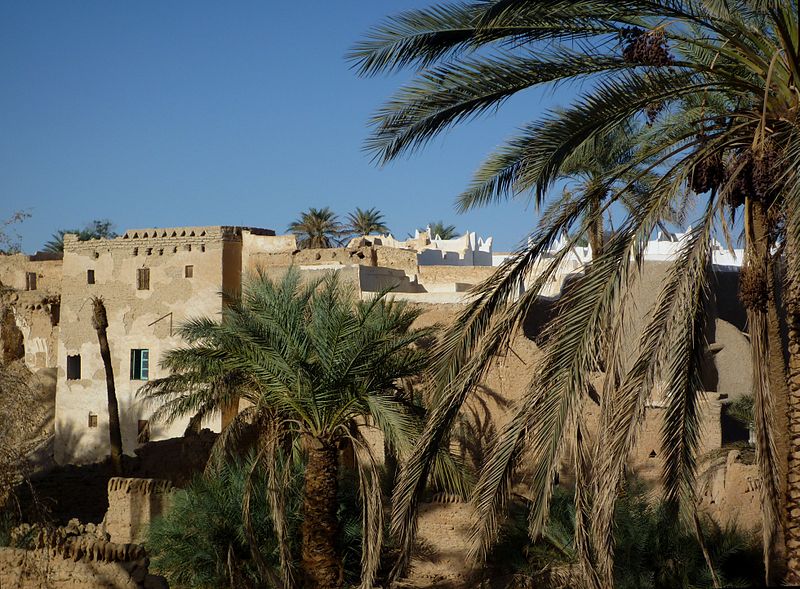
[120,226,274,240]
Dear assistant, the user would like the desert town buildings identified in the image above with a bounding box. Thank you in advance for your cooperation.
[0,223,749,468]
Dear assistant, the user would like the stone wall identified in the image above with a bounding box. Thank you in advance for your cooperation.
[104,478,175,545]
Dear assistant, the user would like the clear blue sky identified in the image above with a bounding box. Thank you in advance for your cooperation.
[2,1,572,253]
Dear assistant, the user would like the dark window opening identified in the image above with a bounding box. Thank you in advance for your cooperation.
[66,355,81,380]
[25,272,37,291]
[137,268,150,290]
[648,450,657,459]
[49,302,60,326]
[130,349,149,380]
[87,269,95,284]
[137,419,150,443]
[185,265,193,278]
[88,413,98,428]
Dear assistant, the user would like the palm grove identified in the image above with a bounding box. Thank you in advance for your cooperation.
[347,0,800,587]
[83,0,800,587]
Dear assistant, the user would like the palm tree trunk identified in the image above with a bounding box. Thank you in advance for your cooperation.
[744,200,787,582]
[302,439,342,589]
[767,254,789,501]
[91,297,123,475]
[783,224,800,583]
[588,192,604,258]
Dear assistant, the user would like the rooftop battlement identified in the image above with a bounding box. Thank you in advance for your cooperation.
[62,225,275,253]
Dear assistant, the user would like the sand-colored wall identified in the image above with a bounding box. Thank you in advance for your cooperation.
[0,253,63,294]
[0,254,63,371]
[54,229,235,464]
[417,265,496,286]
[699,450,760,530]
[241,230,294,258]
[0,548,161,589]
[373,246,418,274]
[104,477,175,545]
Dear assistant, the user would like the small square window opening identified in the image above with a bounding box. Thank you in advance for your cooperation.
[184,265,193,278]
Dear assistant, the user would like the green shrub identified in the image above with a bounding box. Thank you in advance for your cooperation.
[147,455,366,588]
[487,483,763,588]
[147,456,298,588]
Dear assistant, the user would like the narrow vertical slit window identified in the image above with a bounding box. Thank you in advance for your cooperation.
[66,355,81,380]
[136,268,150,290]
[87,269,95,284]
[184,265,193,278]
[88,413,98,428]
[25,272,37,291]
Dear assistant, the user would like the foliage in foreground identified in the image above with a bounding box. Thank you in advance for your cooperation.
[147,456,366,589]
[140,269,458,588]
[488,484,763,589]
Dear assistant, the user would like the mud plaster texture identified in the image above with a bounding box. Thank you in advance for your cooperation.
[0,547,165,589]
[54,228,246,464]
[103,478,175,545]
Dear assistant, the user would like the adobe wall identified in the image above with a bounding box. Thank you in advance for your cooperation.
[0,548,161,589]
[0,253,63,294]
[104,477,175,545]
[417,265,495,286]
[699,449,760,530]
[241,230,294,258]
[373,246,418,274]
[245,246,378,275]
[55,228,237,464]
[0,253,62,371]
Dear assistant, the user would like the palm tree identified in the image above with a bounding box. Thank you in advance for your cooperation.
[288,207,346,249]
[352,1,800,585]
[43,219,118,253]
[91,297,123,474]
[346,207,390,237]
[426,220,458,240]
[139,269,461,589]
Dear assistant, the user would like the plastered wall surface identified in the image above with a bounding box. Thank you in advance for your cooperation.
[104,478,175,545]
[55,229,238,464]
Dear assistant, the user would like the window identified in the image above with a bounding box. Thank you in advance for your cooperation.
[87,269,95,284]
[184,265,193,278]
[88,413,98,428]
[49,302,60,326]
[136,268,150,290]
[25,272,37,291]
[130,349,149,380]
[66,355,81,380]
[137,419,150,443]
